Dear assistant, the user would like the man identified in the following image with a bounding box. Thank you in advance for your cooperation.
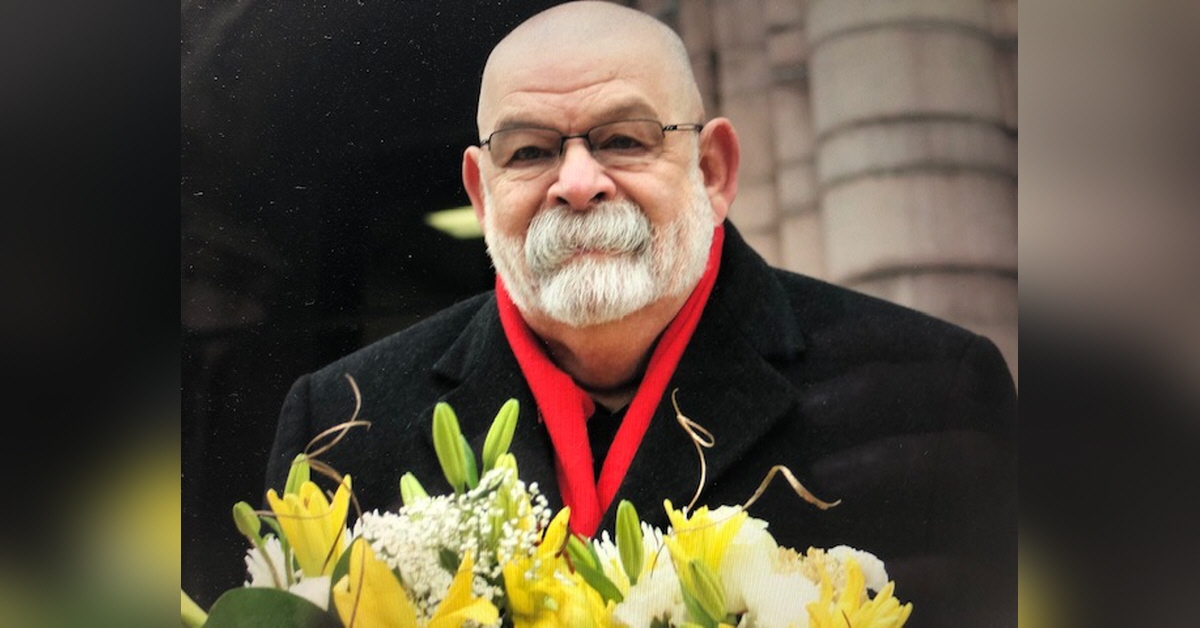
[266,2,1016,625]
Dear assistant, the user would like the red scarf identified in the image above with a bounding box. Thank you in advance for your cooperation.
[496,225,724,536]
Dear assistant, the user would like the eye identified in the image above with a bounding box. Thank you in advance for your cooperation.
[595,133,648,153]
[507,145,556,164]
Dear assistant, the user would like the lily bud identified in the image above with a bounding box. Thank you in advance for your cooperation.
[432,402,468,493]
[283,453,310,496]
[399,472,429,506]
[688,559,727,625]
[565,533,624,604]
[616,500,644,586]
[482,398,519,472]
[232,501,263,546]
[565,533,597,570]
[494,452,519,476]
[460,434,479,489]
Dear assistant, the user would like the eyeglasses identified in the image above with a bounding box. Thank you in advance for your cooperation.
[480,119,704,175]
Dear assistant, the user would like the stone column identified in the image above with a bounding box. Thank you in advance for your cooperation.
[709,0,783,264]
[807,0,1018,379]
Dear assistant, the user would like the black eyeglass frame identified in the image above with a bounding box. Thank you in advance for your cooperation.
[478,119,705,168]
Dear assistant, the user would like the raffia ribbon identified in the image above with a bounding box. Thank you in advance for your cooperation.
[671,388,841,514]
[303,374,372,494]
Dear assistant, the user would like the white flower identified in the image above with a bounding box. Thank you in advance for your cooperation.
[719,513,777,612]
[354,466,549,620]
[286,575,332,610]
[827,545,889,592]
[599,520,687,627]
[243,536,334,610]
[716,516,823,628]
[737,570,820,628]
[612,554,688,627]
[244,535,288,589]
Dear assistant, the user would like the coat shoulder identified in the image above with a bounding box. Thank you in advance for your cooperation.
[769,266,987,362]
[307,292,495,388]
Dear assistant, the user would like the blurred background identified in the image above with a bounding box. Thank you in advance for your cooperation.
[181,0,1021,608]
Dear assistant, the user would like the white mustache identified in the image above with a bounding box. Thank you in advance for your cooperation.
[524,202,652,274]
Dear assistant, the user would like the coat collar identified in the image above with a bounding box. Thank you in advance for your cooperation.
[427,221,808,530]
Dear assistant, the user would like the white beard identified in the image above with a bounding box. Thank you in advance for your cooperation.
[482,171,714,327]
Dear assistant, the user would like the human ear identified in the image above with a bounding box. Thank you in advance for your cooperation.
[462,146,486,225]
[697,117,740,225]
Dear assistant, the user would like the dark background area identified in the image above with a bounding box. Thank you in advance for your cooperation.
[181,0,567,606]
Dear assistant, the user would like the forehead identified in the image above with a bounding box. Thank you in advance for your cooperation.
[480,40,680,132]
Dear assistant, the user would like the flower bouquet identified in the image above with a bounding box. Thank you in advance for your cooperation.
[181,394,912,628]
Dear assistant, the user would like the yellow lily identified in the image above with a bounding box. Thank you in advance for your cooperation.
[662,499,747,573]
[659,500,748,625]
[333,538,417,628]
[806,557,913,628]
[333,538,499,628]
[266,475,352,577]
[503,508,611,628]
[429,551,500,628]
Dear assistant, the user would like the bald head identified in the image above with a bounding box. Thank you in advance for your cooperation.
[476,1,703,136]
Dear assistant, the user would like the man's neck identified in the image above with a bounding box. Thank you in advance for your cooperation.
[521,292,691,411]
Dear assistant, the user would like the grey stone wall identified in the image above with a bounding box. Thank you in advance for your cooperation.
[639,0,1018,383]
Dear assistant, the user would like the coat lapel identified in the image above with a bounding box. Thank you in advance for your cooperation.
[425,297,563,511]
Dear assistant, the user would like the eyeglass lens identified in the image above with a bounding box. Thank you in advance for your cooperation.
[485,120,674,171]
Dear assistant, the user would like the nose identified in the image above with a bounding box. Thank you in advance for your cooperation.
[546,137,616,211]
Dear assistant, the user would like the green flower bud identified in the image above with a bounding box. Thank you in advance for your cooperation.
[482,399,519,472]
[232,501,263,546]
[688,559,727,625]
[432,402,467,493]
[399,472,429,506]
[565,534,623,604]
[565,533,597,571]
[283,453,310,496]
[494,452,519,476]
[460,434,479,489]
[616,500,644,586]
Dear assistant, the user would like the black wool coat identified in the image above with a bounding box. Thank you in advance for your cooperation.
[265,221,1017,627]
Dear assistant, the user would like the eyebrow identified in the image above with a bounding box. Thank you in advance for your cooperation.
[490,99,661,134]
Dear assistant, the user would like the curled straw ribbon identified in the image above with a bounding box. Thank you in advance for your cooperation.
[635,388,842,572]
[303,374,373,499]
[254,374,373,578]
[670,388,841,515]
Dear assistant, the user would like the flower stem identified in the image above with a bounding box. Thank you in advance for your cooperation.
[181,589,207,628]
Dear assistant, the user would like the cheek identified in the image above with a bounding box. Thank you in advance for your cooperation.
[623,173,690,227]
[484,179,544,236]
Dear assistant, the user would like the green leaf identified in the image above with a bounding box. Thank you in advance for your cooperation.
[329,544,354,590]
[204,588,342,628]
[565,534,623,604]
[482,398,519,472]
[438,546,462,574]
